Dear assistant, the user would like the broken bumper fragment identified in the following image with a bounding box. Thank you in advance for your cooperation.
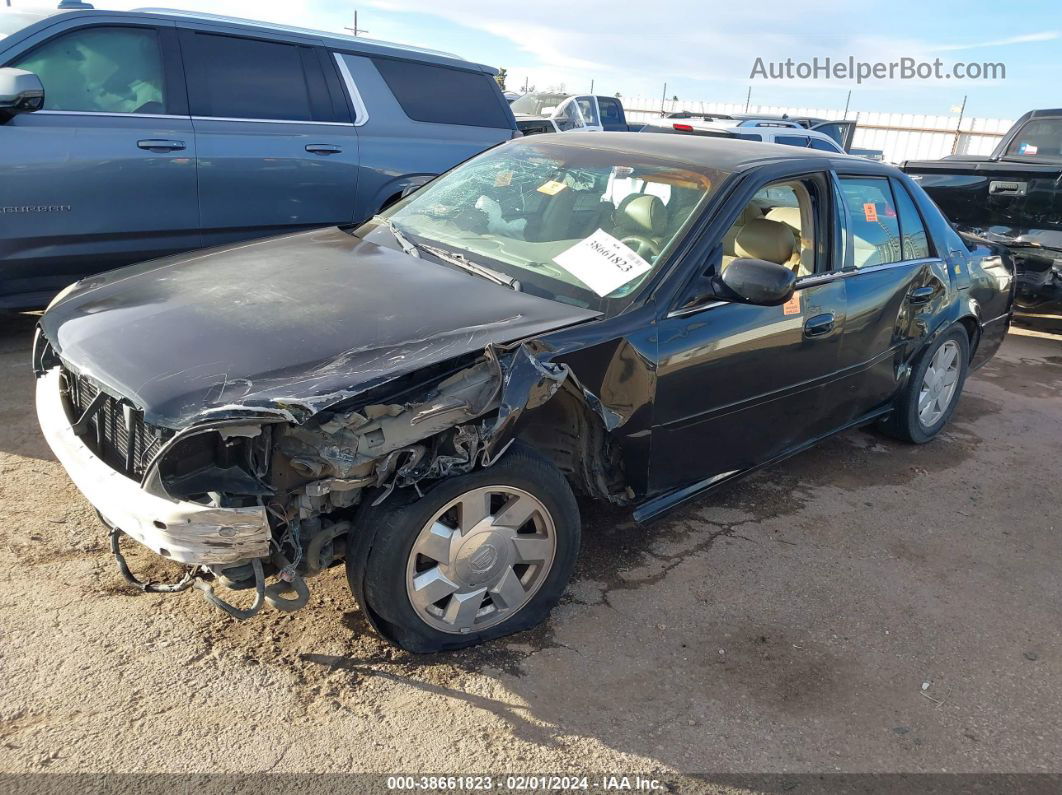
[35,368,270,566]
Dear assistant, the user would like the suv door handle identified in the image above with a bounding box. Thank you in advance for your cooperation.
[803,313,835,338]
[137,139,185,152]
[908,286,936,305]
[305,144,342,155]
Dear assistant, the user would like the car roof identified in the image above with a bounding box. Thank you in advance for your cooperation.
[517,131,874,172]
[14,7,493,73]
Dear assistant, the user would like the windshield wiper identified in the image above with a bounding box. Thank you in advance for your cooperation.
[419,244,522,291]
[373,215,421,259]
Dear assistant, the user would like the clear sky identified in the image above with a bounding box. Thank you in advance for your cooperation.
[17,0,1062,120]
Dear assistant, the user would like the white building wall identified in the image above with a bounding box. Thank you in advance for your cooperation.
[621,97,1013,163]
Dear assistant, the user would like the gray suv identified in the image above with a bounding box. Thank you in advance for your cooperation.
[0,6,517,309]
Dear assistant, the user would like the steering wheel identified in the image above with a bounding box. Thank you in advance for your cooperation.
[620,235,662,260]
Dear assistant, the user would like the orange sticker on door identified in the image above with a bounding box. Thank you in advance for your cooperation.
[782,292,801,316]
[863,202,878,222]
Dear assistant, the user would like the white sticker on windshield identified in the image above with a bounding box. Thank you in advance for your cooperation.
[552,229,653,297]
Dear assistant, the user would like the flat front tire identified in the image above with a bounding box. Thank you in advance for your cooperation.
[881,326,970,444]
[349,444,580,653]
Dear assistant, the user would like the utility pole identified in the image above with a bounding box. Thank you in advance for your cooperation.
[345,11,368,37]
[590,79,594,94]
[843,90,851,120]
[744,86,751,112]
[950,94,968,155]
[660,82,667,114]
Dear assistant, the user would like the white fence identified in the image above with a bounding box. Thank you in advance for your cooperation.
[623,97,1014,164]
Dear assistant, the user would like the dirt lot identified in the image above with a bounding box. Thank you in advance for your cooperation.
[1,310,1060,784]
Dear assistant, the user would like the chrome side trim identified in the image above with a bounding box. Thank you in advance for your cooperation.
[190,116,354,127]
[982,311,1012,326]
[666,300,726,320]
[665,257,946,318]
[333,52,370,127]
[35,110,188,120]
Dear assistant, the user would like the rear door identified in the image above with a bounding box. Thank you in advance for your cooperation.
[178,28,359,248]
[831,173,950,419]
[0,21,198,303]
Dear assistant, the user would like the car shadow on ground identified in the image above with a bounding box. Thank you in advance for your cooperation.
[0,311,53,461]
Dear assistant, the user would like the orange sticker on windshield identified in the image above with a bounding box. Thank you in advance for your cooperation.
[494,170,513,187]
[782,292,801,316]
[537,180,567,195]
[863,202,878,222]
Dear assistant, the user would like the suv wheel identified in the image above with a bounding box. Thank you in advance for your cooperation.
[349,444,580,652]
[881,326,970,444]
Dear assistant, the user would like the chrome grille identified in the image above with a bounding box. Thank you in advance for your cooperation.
[64,369,164,478]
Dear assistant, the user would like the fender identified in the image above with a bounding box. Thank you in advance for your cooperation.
[364,174,436,219]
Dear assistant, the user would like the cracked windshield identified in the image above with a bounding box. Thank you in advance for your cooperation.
[367,141,724,312]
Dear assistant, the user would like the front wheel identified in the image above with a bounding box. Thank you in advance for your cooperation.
[881,326,970,444]
[350,444,581,653]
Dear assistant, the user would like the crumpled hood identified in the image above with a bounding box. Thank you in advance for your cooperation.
[40,227,599,428]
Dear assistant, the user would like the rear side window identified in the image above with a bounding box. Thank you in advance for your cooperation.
[372,58,511,129]
[892,179,931,260]
[1005,118,1062,158]
[181,32,328,122]
[810,138,840,152]
[10,26,166,114]
[733,132,762,142]
[775,134,810,147]
[598,97,622,124]
[838,176,902,268]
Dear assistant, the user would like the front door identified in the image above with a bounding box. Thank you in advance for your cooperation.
[0,22,198,304]
[178,29,359,248]
[650,172,847,494]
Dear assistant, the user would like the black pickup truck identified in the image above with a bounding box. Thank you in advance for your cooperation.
[903,109,1062,329]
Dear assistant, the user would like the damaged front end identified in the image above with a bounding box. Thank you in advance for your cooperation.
[36,330,625,620]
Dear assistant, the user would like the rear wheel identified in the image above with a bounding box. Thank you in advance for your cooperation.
[881,326,970,444]
[350,444,580,652]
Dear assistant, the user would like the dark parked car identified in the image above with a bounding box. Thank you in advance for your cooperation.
[35,133,1013,652]
[904,108,1062,329]
[0,5,516,309]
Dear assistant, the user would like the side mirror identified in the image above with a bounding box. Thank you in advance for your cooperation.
[717,257,796,306]
[0,68,45,123]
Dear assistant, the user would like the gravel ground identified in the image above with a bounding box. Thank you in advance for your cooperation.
[1,310,1060,787]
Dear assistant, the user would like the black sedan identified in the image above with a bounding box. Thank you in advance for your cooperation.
[34,133,1014,652]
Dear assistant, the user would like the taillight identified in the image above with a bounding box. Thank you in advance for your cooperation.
[673,123,693,132]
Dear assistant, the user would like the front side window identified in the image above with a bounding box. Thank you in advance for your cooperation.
[575,97,600,127]
[11,26,165,114]
[366,141,726,313]
[721,180,818,278]
[552,97,586,131]
[838,176,902,268]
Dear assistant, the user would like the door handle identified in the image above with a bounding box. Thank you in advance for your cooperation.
[908,286,936,305]
[803,313,835,338]
[305,144,342,155]
[988,180,1027,196]
[137,139,185,152]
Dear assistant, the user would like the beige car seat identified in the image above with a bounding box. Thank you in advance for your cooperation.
[765,206,813,276]
[731,218,796,267]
